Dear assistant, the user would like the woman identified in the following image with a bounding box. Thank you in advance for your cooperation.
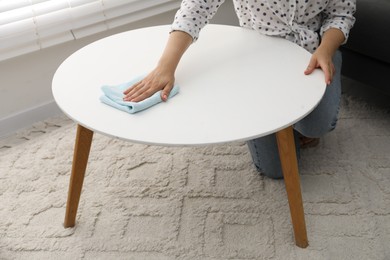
[123,0,356,179]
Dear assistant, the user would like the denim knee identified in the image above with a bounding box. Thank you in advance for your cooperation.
[247,131,300,180]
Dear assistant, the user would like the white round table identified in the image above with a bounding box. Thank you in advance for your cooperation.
[53,25,326,248]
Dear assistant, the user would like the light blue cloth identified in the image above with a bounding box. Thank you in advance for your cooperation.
[100,76,179,114]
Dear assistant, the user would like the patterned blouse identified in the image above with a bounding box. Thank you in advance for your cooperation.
[171,0,356,53]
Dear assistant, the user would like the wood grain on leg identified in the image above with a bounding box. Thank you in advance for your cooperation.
[64,124,94,228]
[276,126,308,248]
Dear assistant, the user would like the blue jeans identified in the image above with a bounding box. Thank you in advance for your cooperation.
[247,51,342,179]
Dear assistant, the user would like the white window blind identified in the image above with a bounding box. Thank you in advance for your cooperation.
[0,0,181,62]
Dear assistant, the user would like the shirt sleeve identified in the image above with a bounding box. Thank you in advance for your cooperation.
[320,0,356,45]
[171,0,225,41]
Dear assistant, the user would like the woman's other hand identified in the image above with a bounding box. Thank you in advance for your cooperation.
[304,47,335,85]
[304,28,345,85]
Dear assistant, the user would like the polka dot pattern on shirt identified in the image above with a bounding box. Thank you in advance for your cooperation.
[171,0,356,53]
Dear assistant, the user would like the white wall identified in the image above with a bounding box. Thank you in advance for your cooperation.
[0,1,238,137]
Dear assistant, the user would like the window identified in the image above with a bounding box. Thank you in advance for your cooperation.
[0,0,180,61]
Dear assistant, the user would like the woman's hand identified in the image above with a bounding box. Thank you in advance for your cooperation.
[304,28,345,85]
[304,46,335,85]
[123,30,193,103]
[123,67,174,102]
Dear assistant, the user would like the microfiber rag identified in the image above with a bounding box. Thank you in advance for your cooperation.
[100,76,179,114]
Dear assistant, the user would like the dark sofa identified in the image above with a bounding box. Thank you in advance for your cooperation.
[341,0,390,95]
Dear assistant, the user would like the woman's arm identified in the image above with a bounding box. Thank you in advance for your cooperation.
[305,0,356,84]
[123,30,193,102]
[124,0,224,102]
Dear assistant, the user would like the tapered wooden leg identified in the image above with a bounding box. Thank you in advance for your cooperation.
[276,126,308,248]
[64,124,94,228]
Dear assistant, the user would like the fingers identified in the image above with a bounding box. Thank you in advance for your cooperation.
[123,81,155,102]
[304,55,335,85]
[322,61,335,85]
[122,74,174,102]
[304,57,317,76]
[127,88,154,102]
[123,81,142,98]
[123,81,140,95]
[330,63,335,83]
[161,83,174,102]
[123,80,147,102]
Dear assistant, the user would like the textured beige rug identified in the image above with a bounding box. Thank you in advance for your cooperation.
[0,94,389,260]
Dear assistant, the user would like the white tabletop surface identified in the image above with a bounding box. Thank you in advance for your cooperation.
[52,24,326,146]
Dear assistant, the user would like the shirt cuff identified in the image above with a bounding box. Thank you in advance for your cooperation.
[320,19,355,45]
[171,22,199,42]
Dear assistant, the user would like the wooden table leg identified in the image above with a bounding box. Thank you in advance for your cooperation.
[276,126,308,248]
[64,124,94,228]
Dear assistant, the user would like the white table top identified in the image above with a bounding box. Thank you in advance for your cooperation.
[52,24,326,146]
